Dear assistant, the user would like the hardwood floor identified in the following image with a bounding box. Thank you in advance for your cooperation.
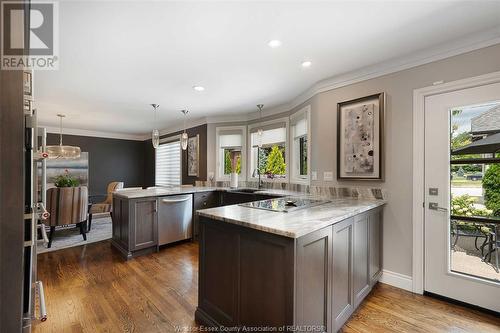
[34,240,500,333]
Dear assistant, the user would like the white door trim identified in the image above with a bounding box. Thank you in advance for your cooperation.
[412,70,500,294]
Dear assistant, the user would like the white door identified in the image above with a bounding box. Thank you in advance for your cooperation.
[424,82,500,312]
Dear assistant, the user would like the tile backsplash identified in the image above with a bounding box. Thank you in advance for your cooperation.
[194,180,387,200]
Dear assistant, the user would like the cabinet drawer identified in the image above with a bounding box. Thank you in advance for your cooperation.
[194,192,219,209]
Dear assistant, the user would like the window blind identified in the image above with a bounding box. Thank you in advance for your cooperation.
[292,117,307,139]
[251,127,286,147]
[155,140,181,186]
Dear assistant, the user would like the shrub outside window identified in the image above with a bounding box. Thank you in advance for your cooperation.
[249,119,288,181]
[216,126,246,180]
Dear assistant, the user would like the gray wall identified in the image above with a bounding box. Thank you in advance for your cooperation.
[207,43,500,278]
[47,134,146,196]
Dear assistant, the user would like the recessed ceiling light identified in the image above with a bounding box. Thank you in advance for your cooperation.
[268,40,282,48]
[193,85,205,92]
[301,60,312,68]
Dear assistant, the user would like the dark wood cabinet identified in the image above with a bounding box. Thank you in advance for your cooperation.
[197,207,383,332]
[112,196,158,259]
[193,191,221,238]
[196,217,295,328]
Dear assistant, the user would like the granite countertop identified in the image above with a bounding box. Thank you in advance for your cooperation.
[112,186,294,199]
[197,197,385,239]
[112,186,220,199]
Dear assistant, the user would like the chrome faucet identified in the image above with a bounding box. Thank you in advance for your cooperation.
[252,168,263,189]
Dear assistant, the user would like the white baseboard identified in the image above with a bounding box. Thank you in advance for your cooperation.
[379,269,413,292]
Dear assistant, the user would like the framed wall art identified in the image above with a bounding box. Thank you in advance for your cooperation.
[187,135,199,177]
[337,92,385,180]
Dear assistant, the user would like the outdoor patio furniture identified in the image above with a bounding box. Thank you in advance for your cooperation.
[450,218,491,255]
[484,224,499,273]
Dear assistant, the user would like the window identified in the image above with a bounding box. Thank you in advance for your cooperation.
[249,119,288,180]
[216,126,246,180]
[155,139,181,186]
[290,106,310,183]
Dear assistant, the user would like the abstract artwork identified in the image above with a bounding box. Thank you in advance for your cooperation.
[187,135,199,177]
[337,93,384,180]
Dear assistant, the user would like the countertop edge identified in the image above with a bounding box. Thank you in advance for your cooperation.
[197,200,386,239]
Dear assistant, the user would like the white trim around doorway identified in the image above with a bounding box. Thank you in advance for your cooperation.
[412,70,500,294]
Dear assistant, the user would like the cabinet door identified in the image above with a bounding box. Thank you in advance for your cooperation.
[369,209,382,286]
[353,213,370,307]
[193,192,220,238]
[331,218,354,332]
[112,197,122,242]
[131,199,158,250]
[296,226,332,331]
[198,217,239,327]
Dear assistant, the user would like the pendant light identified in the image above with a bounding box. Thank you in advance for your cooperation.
[46,114,81,159]
[151,104,160,149]
[256,104,264,148]
[181,109,189,150]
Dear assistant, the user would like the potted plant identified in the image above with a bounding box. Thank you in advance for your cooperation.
[54,170,80,187]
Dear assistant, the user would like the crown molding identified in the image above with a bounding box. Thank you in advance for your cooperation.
[42,126,149,141]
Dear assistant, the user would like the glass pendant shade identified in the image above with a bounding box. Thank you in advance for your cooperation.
[46,114,81,159]
[152,129,160,149]
[257,128,263,148]
[181,132,188,150]
[180,109,189,150]
[151,104,160,149]
[256,104,264,148]
[46,145,81,159]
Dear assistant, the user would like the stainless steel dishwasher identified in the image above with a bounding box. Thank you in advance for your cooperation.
[158,194,193,246]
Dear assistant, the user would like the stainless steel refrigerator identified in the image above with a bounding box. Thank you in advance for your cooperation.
[21,71,49,332]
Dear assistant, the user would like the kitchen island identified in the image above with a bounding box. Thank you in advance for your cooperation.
[111,187,286,259]
[195,197,385,332]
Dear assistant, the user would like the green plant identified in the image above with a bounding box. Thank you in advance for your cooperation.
[451,194,492,217]
[265,145,286,176]
[483,164,500,216]
[224,150,241,174]
[54,170,80,187]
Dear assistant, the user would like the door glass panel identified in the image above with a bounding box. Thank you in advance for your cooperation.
[449,101,500,283]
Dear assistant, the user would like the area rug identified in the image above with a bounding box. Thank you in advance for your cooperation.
[37,216,112,254]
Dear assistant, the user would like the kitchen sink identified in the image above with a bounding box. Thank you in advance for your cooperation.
[227,188,260,193]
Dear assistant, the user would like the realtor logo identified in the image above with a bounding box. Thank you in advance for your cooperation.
[1,1,59,70]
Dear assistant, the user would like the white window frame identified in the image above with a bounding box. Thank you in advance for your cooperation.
[290,105,311,185]
[247,117,289,183]
[215,125,247,181]
[155,135,182,187]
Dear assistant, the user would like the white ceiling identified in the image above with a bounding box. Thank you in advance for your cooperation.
[36,1,500,138]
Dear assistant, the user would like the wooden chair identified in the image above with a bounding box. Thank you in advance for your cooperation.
[46,186,89,248]
[88,181,124,231]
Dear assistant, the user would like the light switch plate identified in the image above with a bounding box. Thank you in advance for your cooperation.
[323,171,333,181]
[311,171,317,181]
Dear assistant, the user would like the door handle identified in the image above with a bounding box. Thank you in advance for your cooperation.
[428,202,448,212]
[161,197,191,203]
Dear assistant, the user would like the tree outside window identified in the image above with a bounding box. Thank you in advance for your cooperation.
[224,149,241,174]
[255,145,286,178]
